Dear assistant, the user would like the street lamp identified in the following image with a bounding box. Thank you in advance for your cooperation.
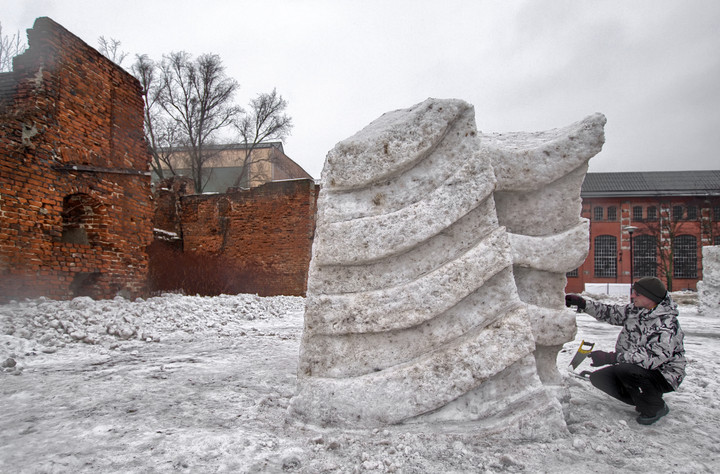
[624,225,639,294]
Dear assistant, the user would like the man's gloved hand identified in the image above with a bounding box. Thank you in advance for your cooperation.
[590,350,617,367]
[565,294,586,310]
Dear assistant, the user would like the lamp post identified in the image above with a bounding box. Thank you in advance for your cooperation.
[624,225,639,294]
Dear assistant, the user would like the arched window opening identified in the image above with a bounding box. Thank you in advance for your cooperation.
[672,205,684,221]
[646,206,657,221]
[61,193,104,245]
[607,206,617,221]
[673,235,697,279]
[632,206,643,222]
[593,207,604,221]
[634,235,657,278]
[594,235,616,278]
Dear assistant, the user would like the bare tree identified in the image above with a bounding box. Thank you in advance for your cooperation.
[233,88,293,187]
[131,54,180,180]
[130,51,292,192]
[158,52,243,193]
[97,36,128,66]
[0,22,26,72]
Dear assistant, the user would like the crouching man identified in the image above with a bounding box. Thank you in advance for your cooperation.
[565,276,686,425]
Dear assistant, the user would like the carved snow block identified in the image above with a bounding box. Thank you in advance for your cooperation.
[289,98,605,435]
[698,245,720,315]
[486,113,606,385]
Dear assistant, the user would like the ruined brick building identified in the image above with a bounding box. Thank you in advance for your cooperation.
[149,144,318,297]
[152,176,318,297]
[0,17,153,302]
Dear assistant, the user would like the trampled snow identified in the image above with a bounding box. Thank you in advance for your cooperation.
[1,292,719,472]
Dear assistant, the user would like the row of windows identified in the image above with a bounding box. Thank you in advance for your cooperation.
[591,234,698,279]
[568,235,720,278]
[591,205,720,222]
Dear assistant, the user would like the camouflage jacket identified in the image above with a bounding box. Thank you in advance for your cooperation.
[584,296,686,390]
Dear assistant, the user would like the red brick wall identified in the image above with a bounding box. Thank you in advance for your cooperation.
[176,179,317,296]
[152,176,194,239]
[0,17,153,302]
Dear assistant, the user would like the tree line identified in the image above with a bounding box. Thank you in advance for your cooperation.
[107,38,293,194]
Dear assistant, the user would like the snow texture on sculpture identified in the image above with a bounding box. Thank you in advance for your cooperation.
[289,98,606,435]
[698,245,720,315]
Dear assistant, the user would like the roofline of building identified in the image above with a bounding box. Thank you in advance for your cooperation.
[159,141,285,153]
[582,170,720,197]
[582,191,720,198]
[586,170,720,175]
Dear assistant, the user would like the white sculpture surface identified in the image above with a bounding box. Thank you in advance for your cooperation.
[289,98,606,436]
[698,245,720,315]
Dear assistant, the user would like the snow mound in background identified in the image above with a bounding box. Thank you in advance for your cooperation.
[0,293,304,354]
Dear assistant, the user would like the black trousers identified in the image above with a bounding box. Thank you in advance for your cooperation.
[589,363,673,416]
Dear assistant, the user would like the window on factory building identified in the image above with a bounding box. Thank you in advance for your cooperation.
[633,235,657,278]
[632,206,643,222]
[673,235,697,279]
[607,206,617,221]
[593,207,604,221]
[646,206,657,221]
[594,235,617,278]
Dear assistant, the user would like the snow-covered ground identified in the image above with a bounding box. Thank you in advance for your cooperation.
[1,292,719,473]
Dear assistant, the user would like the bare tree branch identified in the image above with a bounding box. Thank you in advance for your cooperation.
[0,22,27,72]
[130,51,290,193]
[152,52,242,193]
[131,54,181,180]
[234,88,293,187]
[97,36,128,66]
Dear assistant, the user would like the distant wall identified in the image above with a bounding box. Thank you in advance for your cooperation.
[152,179,318,296]
[0,17,153,302]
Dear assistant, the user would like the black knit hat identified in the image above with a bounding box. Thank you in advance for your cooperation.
[633,276,667,303]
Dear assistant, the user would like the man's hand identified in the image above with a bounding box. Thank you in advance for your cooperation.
[590,350,616,367]
[565,294,586,310]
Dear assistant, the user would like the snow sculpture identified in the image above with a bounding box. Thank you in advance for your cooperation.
[289,98,606,434]
[698,245,720,315]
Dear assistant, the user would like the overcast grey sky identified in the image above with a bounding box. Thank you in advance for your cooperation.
[4,0,720,179]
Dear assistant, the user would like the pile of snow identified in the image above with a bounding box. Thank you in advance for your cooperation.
[1,293,303,372]
[2,292,719,472]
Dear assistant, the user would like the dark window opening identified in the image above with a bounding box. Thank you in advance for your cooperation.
[647,206,657,221]
[607,206,617,221]
[61,193,103,245]
[672,205,683,221]
[594,235,617,278]
[673,235,697,279]
[593,207,604,221]
[634,235,657,278]
[632,206,643,222]
[686,205,697,220]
